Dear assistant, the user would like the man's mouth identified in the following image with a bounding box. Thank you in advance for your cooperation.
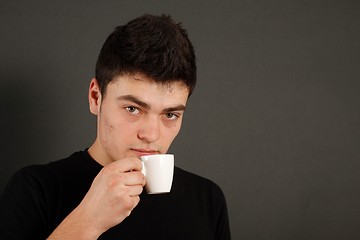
[130,148,160,156]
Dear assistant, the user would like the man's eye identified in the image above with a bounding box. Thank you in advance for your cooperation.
[165,113,179,120]
[125,106,140,115]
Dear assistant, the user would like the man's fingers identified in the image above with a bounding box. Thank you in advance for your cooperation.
[127,185,144,197]
[122,171,146,186]
[110,157,143,172]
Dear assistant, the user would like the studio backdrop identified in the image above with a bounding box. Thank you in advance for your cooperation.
[1,1,360,239]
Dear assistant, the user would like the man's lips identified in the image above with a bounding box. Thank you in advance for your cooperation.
[131,149,160,156]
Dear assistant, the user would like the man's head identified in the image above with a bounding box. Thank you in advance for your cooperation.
[89,14,197,165]
[95,14,196,97]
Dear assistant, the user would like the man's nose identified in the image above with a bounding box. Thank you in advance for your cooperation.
[137,116,160,143]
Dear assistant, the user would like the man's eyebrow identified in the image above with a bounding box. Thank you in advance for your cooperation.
[163,105,186,112]
[117,95,150,109]
[117,95,186,112]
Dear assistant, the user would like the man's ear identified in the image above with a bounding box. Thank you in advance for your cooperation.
[89,78,102,115]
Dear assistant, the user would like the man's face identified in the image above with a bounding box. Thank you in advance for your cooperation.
[89,73,189,165]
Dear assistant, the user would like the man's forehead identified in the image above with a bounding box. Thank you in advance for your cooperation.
[133,73,189,93]
[110,73,190,95]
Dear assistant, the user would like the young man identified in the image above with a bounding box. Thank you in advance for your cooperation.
[0,14,231,239]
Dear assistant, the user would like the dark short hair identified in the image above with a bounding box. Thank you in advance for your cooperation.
[95,14,197,96]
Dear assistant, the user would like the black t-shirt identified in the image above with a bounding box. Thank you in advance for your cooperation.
[0,151,231,239]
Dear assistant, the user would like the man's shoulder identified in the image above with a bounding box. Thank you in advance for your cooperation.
[174,166,213,184]
[16,151,85,175]
[173,166,224,196]
[9,150,93,187]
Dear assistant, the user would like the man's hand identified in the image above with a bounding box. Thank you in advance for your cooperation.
[48,157,145,239]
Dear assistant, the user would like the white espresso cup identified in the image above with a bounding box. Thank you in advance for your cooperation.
[140,154,174,194]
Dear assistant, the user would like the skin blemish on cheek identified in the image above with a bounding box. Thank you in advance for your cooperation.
[103,118,115,132]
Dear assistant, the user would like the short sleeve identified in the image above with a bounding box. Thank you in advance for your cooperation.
[0,167,51,239]
[212,184,231,240]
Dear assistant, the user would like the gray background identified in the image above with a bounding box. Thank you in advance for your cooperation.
[1,0,359,239]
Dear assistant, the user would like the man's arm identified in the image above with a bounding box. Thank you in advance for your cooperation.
[47,157,145,239]
[213,185,231,240]
[0,166,53,239]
